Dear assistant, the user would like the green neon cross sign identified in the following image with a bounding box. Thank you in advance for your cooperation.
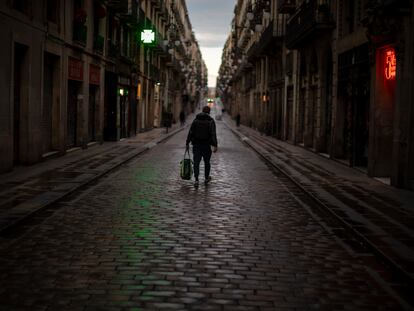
[141,29,155,44]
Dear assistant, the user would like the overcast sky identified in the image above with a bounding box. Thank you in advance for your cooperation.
[186,0,236,87]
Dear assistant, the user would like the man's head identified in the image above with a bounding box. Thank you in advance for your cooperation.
[202,106,211,114]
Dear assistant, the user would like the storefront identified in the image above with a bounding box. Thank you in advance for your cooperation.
[118,75,130,139]
[337,44,370,168]
[88,64,100,142]
[368,46,396,177]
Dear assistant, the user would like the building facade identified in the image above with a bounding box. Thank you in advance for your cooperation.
[0,0,207,174]
[218,0,414,190]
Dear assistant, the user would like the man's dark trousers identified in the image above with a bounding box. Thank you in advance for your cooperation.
[193,144,212,181]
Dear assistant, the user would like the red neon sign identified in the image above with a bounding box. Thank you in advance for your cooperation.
[385,48,396,80]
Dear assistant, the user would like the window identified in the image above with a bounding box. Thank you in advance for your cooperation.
[342,0,356,36]
[46,0,58,23]
[122,26,131,57]
[13,0,30,14]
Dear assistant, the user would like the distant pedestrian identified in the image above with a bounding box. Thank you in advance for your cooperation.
[179,110,186,126]
[186,106,218,187]
[163,112,172,133]
[236,113,241,127]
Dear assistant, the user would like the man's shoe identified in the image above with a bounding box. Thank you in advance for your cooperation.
[204,176,211,185]
[194,180,199,187]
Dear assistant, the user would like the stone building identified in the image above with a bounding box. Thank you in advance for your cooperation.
[0,0,206,174]
[219,0,414,189]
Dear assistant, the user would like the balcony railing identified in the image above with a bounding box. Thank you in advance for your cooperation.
[73,24,87,46]
[93,35,104,54]
[158,4,168,21]
[278,0,296,14]
[150,0,161,9]
[285,0,334,49]
[247,19,285,60]
[155,32,168,54]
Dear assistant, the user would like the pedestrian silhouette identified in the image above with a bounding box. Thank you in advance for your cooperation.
[236,113,241,127]
[186,106,218,187]
[179,110,186,126]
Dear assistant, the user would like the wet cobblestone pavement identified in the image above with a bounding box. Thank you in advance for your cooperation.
[0,121,408,310]
[0,124,185,232]
[224,116,414,283]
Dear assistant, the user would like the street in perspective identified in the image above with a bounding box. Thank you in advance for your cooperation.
[1,0,414,310]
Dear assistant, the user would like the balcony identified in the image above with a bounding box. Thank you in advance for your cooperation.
[155,32,168,55]
[108,0,139,23]
[166,58,183,74]
[158,4,168,21]
[73,24,87,46]
[381,0,411,9]
[150,0,161,9]
[93,35,104,54]
[247,19,285,60]
[278,0,296,14]
[285,0,334,49]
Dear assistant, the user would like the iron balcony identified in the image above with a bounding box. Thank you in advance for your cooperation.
[285,0,334,49]
[278,0,296,14]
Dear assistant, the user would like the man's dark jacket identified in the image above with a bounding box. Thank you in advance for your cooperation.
[186,112,218,147]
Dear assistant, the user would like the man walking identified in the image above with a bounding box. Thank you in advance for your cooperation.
[179,110,186,126]
[186,106,218,187]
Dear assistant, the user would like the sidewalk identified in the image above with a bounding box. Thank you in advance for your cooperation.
[0,121,190,233]
[223,115,414,283]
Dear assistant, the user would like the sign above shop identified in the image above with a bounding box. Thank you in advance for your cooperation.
[89,64,100,85]
[385,48,396,80]
[68,57,84,81]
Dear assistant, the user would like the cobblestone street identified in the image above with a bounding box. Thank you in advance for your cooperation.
[0,121,407,310]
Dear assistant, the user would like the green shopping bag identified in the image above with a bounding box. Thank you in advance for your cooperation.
[180,149,193,180]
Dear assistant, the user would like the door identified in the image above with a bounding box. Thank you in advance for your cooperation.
[42,53,55,153]
[67,81,79,148]
[88,85,96,142]
[306,86,317,148]
[120,94,126,138]
[352,88,369,167]
[104,72,117,141]
[297,88,306,144]
[13,43,28,165]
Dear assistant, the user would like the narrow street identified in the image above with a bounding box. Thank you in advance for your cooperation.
[0,120,406,310]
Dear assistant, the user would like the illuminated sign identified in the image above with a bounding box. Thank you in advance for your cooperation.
[141,29,155,44]
[385,48,396,80]
[119,88,128,96]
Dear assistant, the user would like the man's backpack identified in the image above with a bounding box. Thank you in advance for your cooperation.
[193,119,212,141]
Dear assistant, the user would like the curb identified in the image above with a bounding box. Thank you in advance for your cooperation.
[223,118,414,291]
[0,125,187,236]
